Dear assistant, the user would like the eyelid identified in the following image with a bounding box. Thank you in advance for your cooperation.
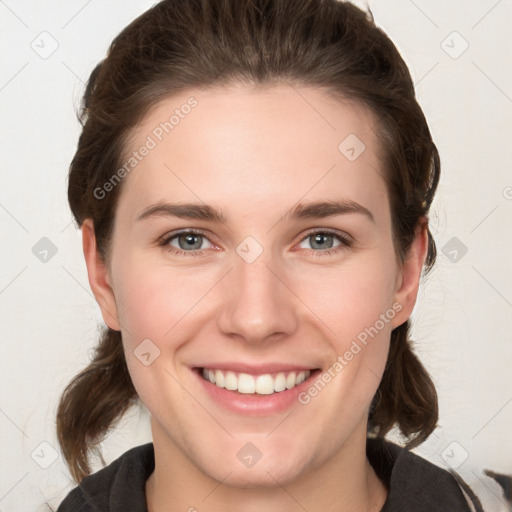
[294,228,353,255]
[300,227,353,244]
[157,228,214,250]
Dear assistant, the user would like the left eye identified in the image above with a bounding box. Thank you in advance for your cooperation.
[298,231,348,252]
[163,231,212,252]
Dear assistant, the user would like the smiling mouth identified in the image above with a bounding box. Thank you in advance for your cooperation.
[198,367,318,395]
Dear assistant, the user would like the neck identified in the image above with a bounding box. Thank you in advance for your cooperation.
[146,423,388,512]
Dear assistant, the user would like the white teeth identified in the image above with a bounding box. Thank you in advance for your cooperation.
[200,368,312,395]
[225,371,237,391]
[274,372,286,392]
[238,373,255,394]
[286,372,296,389]
[215,369,225,388]
[255,374,275,395]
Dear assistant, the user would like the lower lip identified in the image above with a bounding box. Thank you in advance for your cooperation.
[193,368,320,416]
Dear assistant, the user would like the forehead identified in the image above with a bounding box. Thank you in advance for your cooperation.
[116,83,388,226]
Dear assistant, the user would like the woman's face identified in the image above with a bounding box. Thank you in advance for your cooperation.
[85,84,425,487]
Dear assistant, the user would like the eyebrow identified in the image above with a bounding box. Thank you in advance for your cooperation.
[136,199,375,224]
[285,199,375,223]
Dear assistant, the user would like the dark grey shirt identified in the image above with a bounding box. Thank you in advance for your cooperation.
[57,438,477,511]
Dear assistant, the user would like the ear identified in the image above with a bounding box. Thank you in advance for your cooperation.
[390,217,429,329]
[82,218,120,331]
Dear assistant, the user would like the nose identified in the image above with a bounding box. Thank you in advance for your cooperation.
[216,249,298,346]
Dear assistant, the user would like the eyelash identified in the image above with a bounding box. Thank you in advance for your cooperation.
[157,228,353,257]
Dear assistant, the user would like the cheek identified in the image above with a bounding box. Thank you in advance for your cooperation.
[113,259,216,343]
[298,257,398,343]
[296,258,396,402]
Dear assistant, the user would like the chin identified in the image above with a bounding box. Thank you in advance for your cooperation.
[221,462,307,489]
[197,445,316,490]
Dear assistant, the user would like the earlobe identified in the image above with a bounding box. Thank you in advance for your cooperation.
[81,219,121,331]
[390,218,429,329]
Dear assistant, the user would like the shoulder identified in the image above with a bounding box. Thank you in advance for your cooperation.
[367,437,482,512]
[57,443,154,512]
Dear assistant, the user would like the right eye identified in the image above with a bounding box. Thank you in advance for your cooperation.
[158,230,214,256]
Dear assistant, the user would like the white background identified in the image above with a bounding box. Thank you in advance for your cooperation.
[0,1,511,510]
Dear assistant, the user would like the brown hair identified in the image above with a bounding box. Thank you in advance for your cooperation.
[58,0,440,483]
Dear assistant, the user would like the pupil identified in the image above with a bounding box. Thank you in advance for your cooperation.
[313,233,331,249]
[181,234,200,249]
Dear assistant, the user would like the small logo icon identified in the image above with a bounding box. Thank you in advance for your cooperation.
[236,236,263,264]
[441,441,469,469]
[30,31,59,60]
[503,186,512,200]
[441,31,469,59]
[237,442,263,468]
[31,441,59,469]
[134,338,161,366]
[442,236,468,263]
[32,237,58,263]
[338,134,366,162]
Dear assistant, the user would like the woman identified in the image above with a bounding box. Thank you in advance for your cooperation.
[56,0,483,510]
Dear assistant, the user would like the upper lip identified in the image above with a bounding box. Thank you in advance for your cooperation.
[194,362,319,375]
